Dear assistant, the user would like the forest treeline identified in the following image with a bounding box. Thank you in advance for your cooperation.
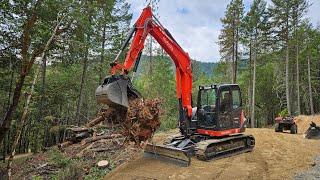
[218,0,320,127]
[0,0,319,159]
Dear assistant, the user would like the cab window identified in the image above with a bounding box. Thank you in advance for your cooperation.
[201,89,216,106]
[232,90,241,109]
[220,90,231,112]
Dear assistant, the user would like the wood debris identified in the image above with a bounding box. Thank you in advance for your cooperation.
[56,97,162,171]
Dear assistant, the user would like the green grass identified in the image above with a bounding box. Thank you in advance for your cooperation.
[52,159,85,180]
[159,116,177,131]
[48,149,71,168]
[48,150,114,179]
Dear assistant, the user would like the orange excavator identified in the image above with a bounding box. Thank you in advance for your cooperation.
[95,6,255,166]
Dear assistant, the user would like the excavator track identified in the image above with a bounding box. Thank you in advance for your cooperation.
[196,134,255,161]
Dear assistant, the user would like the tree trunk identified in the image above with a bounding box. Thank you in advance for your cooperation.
[40,55,47,119]
[248,40,253,120]
[307,50,314,115]
[0,73,28,142]
[232,16,236,84]
[76,46,89,126]
[296,45,300,115]
[2,58,14,161]
[285,41,291,116]
[100,25,106,82]
[234,27,239,84]
[7,66,40,179]
[251,35,257,128]
[6,57,14,115]
[2,135,6,162]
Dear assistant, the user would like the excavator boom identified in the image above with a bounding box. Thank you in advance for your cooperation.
[96,6,192,120]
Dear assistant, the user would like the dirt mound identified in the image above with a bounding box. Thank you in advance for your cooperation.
[106,128,320,180]
[295,115,320,133]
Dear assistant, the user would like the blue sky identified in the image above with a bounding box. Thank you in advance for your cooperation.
[126,0,320,62]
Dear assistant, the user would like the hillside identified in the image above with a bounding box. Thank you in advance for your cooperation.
[136,55,217,77]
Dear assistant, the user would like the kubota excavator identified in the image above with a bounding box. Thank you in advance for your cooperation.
[95,6,255,166]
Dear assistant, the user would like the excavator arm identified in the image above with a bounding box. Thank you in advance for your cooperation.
[112,6,192,115]
[99,6,193,134]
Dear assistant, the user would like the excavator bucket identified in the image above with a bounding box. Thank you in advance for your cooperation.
[144,139,194,167]
[305,122,320,139]
[95,75,141,108]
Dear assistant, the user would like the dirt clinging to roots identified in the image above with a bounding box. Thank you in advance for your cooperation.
[122,98,163,144]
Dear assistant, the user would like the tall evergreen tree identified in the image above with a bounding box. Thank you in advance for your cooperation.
[268,0,308,116]
[219,0,244,83]
[241,0,267,127]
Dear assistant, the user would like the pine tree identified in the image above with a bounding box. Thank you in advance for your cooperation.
[219,0,244,83]
[241,0,267,127]
[268,0,308,116]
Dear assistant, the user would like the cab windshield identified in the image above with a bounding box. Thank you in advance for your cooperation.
[200,89,216,107]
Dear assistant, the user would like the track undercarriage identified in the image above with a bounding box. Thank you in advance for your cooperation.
[144,133,255,166]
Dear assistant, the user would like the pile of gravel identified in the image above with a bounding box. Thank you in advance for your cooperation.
[294,156,320,180]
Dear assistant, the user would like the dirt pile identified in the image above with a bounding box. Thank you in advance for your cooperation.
[106,127,320,180]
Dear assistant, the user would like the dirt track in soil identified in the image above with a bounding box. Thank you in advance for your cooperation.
[105,116,320,180]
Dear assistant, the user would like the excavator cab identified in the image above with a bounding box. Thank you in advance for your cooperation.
[196,86,218,128]
[196,84,244,131]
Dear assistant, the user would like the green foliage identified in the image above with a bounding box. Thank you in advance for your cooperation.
[84,167,110,180]
[134,54,178,130]
[279,109,289,117]
[31,176,44,180]
[49,150,71,168]
[219,0,244,82]
[52,159,85,180]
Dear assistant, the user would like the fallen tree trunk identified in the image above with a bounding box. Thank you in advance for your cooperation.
[85,115,105,128]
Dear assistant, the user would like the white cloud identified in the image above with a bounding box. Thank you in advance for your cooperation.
[126,0,320,62]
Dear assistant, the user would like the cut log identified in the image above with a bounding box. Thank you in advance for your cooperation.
[97,160,109,168]
[66,127,89,132]
[85,115,105,128]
